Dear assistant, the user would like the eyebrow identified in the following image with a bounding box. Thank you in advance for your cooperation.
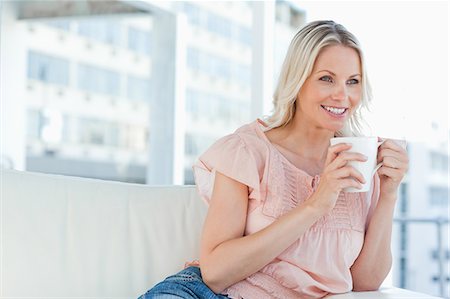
[316,70,361,78]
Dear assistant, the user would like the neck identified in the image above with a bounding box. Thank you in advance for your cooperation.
[271,116,334,163]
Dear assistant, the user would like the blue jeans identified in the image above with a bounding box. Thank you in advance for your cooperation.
[138,266,230,299]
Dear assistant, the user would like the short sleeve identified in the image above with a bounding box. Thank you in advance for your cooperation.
[192,134,262,205]
[365,173,380,231]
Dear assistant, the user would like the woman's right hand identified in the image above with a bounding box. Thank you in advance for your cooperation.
[309,143,368,214]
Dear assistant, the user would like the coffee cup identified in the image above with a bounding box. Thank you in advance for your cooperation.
[329,136,384,193]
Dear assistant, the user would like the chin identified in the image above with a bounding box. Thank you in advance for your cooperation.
[325,124,345,133]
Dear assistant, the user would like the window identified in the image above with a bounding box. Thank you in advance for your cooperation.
[275,1,305,29]
[128,27,151,55]
[40,109,64,144]
[79,118,106,145]
[431,249,450,260]
[77,19,121,46]
[27,51,69,86]
[185,133,197,155]
[289,7,305,28]
[187,48,200,70]
[186,89,198,115]
[76,118,121,148]
[77,64,121,97]
[400,183,408,214]
[210,56,231,81]
[45,20,71,31]
[429,187,449,207]
[237,25,252,46]
[430,152,449,173]
[184,167,195,185]
[181,3,201,26]
[188,48,231,81]
[26,109,68,145]
[104,122,120,147]
[124,124,147,151]
[185,133,215,158]
[26,109,42,140]
[207,13,231,39]
[127,75,151,102]
[233,63,251,87]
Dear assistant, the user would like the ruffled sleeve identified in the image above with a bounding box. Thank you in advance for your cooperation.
[192,133,263,205]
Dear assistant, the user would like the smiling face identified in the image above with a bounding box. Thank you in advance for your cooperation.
[295,45,362,133]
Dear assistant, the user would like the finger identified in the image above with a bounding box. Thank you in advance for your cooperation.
[379,139,408,153]
[332,166,366,184]
[339,178,364,190]
[381,156,398,169]
[329,151,368,170]
[325,143,352,166]
[382,156,408,170]
[377,148,409,164]
[378,166,404,182]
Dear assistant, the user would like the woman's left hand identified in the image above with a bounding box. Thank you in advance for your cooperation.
[376,137,409,200]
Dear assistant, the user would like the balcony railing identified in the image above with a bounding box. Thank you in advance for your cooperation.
[394,217,450,298]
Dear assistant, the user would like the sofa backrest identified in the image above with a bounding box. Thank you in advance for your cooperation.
[1,169,207,298]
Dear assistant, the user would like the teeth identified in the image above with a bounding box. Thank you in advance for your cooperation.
[323,106,346,115]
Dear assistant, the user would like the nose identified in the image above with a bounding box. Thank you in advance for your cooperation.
[332,82,348,101]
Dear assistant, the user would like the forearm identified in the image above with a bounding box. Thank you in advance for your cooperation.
[351,196,396,291]
[201,202,323,293]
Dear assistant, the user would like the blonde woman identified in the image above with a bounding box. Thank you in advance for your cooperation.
[139,20,409,299]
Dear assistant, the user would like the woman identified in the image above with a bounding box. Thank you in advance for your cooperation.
[140,20,409,299]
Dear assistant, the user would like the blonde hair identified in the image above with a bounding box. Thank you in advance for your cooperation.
[265,20,372,137]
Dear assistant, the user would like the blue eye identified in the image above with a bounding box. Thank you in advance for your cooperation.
[347,79,360,85]
[319,76,333,82]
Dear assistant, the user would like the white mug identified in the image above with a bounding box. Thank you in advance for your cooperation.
[329,136,384,193]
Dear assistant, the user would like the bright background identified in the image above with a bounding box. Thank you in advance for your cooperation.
[299,1,449,143]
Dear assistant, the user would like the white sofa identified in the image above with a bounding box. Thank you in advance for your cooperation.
[1,170,441,298]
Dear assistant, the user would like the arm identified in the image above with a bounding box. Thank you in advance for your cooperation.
[351,139,408,291]
[200,143,368,293]
[350,196,396,291]
[200,171,324,293]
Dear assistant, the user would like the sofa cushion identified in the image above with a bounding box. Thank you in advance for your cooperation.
[1,170,207,297]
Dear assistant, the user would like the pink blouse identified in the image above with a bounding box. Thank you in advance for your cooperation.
[193,119,380,299]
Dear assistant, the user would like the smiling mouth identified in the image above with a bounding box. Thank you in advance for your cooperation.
[321,105,348,115]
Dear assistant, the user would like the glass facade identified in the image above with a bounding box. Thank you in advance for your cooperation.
[77,19,121,46]
[45,20,70,31]
[431,152,449,173]
[187,47,250,84]
[180,2,252,47]
[77,64,121,97]
[26,109,43,140]
[128,27,152,55]
[186,88,248,126]
[429,187,449,207]
[27,51,69,86]
[127,75,151,102]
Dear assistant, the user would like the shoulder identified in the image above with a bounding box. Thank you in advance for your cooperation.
[200,120,270,170]
[232,120,270,161]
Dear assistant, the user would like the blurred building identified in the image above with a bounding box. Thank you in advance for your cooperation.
[392,123,450,297]
[24,17,152,183]
[0,0,305,185]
